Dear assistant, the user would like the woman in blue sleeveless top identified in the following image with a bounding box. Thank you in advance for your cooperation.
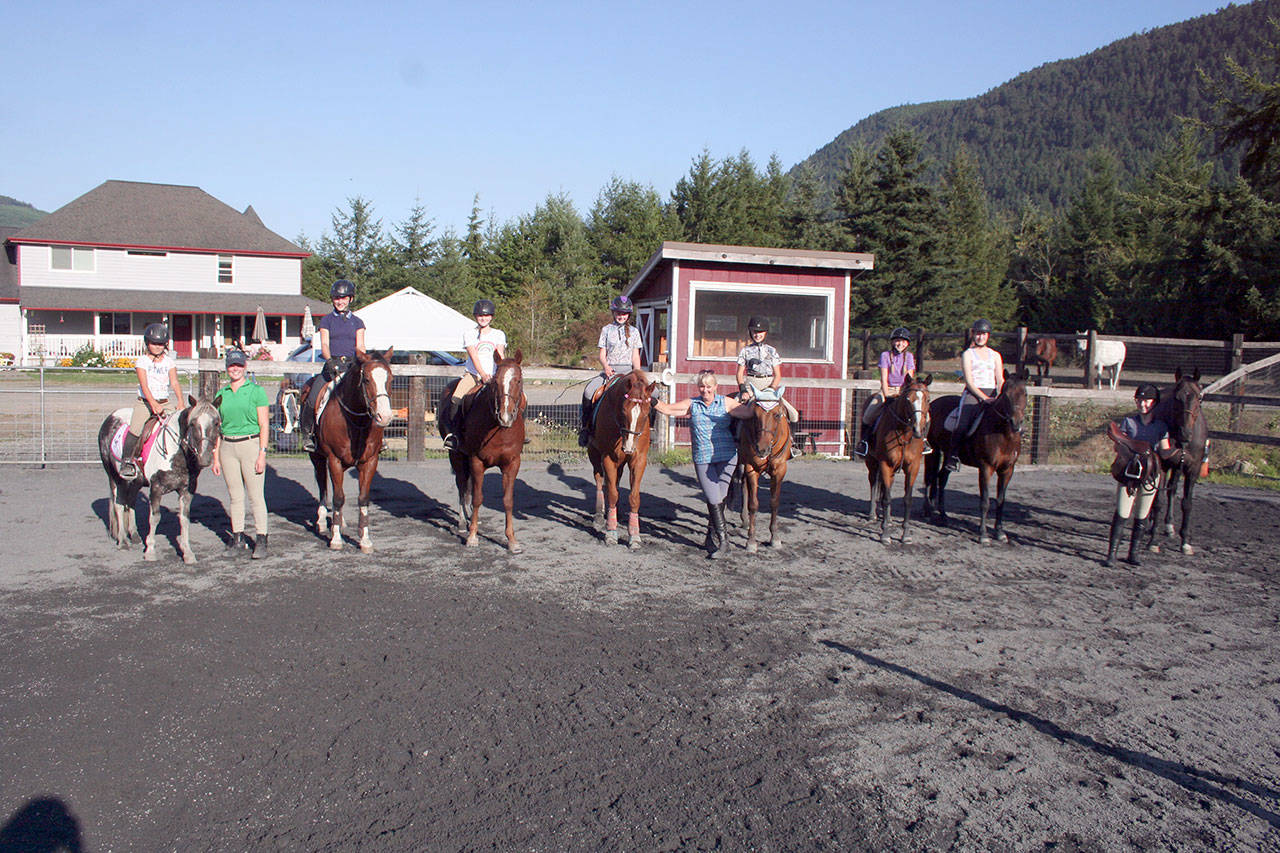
[655,369,755,558]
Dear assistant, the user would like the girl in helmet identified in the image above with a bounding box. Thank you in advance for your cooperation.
[441,299,507,450]
[300,279,366,451]
[579,295,643,446]
[119,322,185,479]
[856,326,927,457]
[943,318,1004,471]
[1101,383,1172,568]
[735,317,799,422]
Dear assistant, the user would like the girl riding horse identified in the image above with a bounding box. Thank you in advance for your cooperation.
[865,374,932,544]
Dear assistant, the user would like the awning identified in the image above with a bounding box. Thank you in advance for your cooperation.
[19,286,329,315]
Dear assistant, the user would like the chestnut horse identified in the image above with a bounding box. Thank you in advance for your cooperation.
[923,369,1028,543]
[438,353,526,552]
[1024,336,1058,378]
[1148,367,1208,555]
[587,370,656,548]
[310,349,394,552]
[864,375,932,544]
[736,397,792,553]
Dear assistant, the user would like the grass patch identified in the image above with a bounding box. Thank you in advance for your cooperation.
[658,448,692,468]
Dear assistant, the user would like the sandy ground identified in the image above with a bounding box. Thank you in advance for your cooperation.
[1,458,1279,851]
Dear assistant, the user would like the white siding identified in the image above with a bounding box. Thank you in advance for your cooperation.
[18,245,300,295]
[0,304,20,359]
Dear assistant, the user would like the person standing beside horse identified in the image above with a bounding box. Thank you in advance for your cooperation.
[654,369,756,559]
[299,279,365,452]
[857,326,931,457]
[943,318,1004,472]
[441,299,507,451]
[579,295,643,447]
[735,317,800,424]
[1102,383,1171,567]
[211,348,271,559]
[119,323,185,480]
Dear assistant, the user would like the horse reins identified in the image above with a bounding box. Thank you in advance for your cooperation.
[336,362,390,423]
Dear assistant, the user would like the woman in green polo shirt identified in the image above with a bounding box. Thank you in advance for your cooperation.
[212,349,271,558]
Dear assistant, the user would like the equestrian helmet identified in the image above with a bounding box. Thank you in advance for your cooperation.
[330,279,356,300]
[143,323,169,345]
[971,318,993,334]
[225,348,248,368]
[473,299,496,317]
[747,316,769,333]
[609,295,634,314]
[890,326,912,342]
[1134,383,1160,403]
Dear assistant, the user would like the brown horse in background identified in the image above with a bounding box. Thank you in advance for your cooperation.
[1148,367,1209,555]
[736,397,792,553]
[1024,336,1058,378]
[311,349,394,552]
[864,375,931,544]
[923,369,1028,544]
[439,353,526,552]
[587,370,656,548]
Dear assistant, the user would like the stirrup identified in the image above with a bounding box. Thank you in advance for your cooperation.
[442,433,459,451]
[118,459,140,479]
[300,434,316,453]
[944,455,961,472]
[921,440,933,455]
[854,440,869,458]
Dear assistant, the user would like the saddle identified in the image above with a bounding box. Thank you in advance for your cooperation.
[110,415,171,474]
[1107,422,1159,492]
[943,400,986,438]
[585,374,627,432]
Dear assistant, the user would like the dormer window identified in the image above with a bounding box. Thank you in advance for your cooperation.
[218,255,233,284]
[50,246,93,271]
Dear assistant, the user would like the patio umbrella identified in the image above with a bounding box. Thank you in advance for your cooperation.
[301,305,315,341]
[253,306,268,343]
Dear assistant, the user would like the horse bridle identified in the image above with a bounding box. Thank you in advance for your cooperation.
[984,386,1025,434]
[619,391,650,436]
[337,361,390,422]
[488,364,524,423]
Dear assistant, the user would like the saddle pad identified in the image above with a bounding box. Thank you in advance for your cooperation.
[109,415,170,469]
[756,400,780,412]
[110,423,128,461]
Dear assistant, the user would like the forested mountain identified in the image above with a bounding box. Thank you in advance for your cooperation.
[795,0,1280,212]
[0,196,47,228]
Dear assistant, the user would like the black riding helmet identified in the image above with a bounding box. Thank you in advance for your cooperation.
[971,318,993,334]
[1134,383,1161,403]
[747,316,769,333]
[473,299,496,317]
[610,295,633,314]
[890,326,911,342]
[330,279,356,300]
[143,323,169,345]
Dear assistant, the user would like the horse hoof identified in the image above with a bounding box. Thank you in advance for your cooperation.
[329,540,343,551]
[996,531,1008,543]
[116,541,129,551]
[143,550,157,562]
[746,541,758,554]
[465,536,478,548]
[604,530,618,545]
[1181,543,1194,555]
[360,542,374,554]
[183,553,197,565]
[979,535,992,546]
[769,538,782,548]
[879,533,890,545]
[1148,544,1161,554]
[628,539,641,551]
[509,542,523,554]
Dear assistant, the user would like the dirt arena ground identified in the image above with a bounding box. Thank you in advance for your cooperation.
[1,458,1278,851]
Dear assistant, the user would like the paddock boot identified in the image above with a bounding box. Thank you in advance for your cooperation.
[252,534,268,560]
[1125,517,1148,566]
[709,503,731,560]
[298,407,316,453]
[1101,513,1125,567]
[118,431,141,479]
[943,434,962,472]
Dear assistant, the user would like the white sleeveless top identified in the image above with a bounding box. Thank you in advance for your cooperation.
[961,346,999,407]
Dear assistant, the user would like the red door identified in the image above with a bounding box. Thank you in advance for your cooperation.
[172,314,193,357]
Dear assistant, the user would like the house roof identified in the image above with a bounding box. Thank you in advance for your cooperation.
[624,241,875,297]
[19,286,328,316]
[0,227,19,301]
[6,180,307,257]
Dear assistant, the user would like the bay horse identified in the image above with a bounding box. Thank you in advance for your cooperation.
[1148,367,1208,555]
[736,396,792,553]
[587,370,656,548]
[864,375,932,544]
[923,369,1028,543]
[438,352,526,552]
[310,349,394,552]
[97,395,221,563]
[1024,336,1058,378]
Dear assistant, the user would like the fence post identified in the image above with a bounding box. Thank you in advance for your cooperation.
[860,328,871,371]
[39,364,46,466]
[915,328,926,374]
[198,348,220,400]
[1016,326,1028,375]
[407,353,425,461]
[1229,332,1244,432]
[1084,330,1097,389]
[1031,376,1052,464]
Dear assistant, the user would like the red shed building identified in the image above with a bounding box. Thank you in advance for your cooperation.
[624,242,874,454]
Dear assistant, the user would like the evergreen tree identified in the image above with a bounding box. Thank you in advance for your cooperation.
[940,146,1016,328]
[587,177,676,293]
[1201,20,1280,202]
[1054,152,1131,331]
[318,196,386,305]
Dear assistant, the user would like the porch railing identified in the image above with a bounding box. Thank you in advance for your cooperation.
[25,334,147,363]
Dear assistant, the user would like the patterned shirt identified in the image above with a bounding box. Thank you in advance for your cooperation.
[598,322,641,370]
[463,326,507,376]
[737,342,781,378]
[689,395,737,465]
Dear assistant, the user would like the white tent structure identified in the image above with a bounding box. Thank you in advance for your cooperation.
[354,287,473,352]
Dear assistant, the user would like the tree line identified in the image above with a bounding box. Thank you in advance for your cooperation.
[300,32,1280,363]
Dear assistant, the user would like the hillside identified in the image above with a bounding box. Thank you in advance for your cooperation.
[0,195,47,228]
[794,0,1280,212]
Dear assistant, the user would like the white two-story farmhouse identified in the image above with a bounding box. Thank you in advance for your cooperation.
[0,180,327,364]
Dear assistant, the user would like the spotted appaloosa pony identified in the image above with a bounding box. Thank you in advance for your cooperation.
[311,349,394,552]
[736,397,791,553]
[923,369,1028,544]
[1148,367,1209,555]
[864,375,931,544]
[587,370,656,549]
[439,352,527,553]
[97,396,220,563]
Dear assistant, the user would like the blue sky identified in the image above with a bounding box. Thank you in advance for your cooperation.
[2,0,1236,245]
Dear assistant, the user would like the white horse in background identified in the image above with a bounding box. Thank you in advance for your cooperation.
[1076,335,1126,390]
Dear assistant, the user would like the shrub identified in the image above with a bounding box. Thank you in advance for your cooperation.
[252,346,273,361]
[68,344,108,368]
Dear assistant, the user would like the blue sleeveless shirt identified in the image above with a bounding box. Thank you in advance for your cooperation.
[690,395,736,465]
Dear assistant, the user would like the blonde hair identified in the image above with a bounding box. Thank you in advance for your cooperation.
[695,369,717,389]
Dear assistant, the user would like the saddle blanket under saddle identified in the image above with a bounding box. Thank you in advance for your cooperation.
[747,386,784,412]
[109,415,171,470]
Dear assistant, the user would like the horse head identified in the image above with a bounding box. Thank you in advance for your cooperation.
[904,374,932,439]
[992,369,1029,434]
[1172,367,1204,444]
[743,399,788,460]
[356,349,394,427]
[181,394,222,468]
[619,370,655,454]
[491,350,525,428]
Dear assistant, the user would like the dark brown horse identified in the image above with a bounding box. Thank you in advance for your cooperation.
[1148,367,1208,555]
[587,370,656,548]
[310,349,394,552]
[438,353,526,552]
[1024,336,1058,378]
[923,369,1028,543]
[864,375,932,544]
[736,397,792,552]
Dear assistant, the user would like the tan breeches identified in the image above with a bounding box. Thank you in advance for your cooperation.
[128,398,177,435]
[1115,482,1158,520]
[452,372,480,403]
[219,438,268,535]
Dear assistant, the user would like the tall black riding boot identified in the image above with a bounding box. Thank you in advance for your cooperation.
[441,397,461,450]
[1101,513,1125,567]
[1125,517,1148,566]
[709,503,731,560]
[119,431,141,478]
[943,432,962,472]
[578,401,591,447]
[703,501,720,554]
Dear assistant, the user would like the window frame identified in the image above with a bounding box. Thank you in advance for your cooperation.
[685,281,834,364]
[217,254,234,284]
[50,246,94,272]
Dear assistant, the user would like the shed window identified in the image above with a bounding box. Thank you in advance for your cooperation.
[690,288,830,361]
[50,246,94,271]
